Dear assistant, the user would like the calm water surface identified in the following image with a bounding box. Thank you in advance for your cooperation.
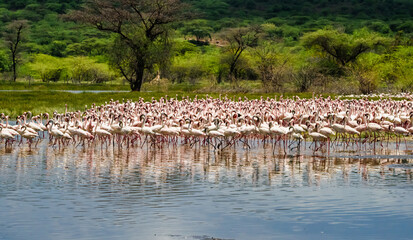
[0,140,413,240]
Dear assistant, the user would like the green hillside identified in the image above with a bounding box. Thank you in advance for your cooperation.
[0,0,412,93]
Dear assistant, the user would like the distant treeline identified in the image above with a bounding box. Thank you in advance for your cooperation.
[0,0,412,93]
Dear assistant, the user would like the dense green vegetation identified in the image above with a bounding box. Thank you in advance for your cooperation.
[0,0,412,94]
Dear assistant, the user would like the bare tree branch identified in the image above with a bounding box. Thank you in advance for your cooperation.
[66,0,190,91]
[4,20,28,82]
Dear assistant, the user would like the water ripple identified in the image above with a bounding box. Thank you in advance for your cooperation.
[1,142,413,239]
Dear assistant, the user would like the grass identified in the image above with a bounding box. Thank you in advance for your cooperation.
[0,79,296,92]
[0,80,131,91]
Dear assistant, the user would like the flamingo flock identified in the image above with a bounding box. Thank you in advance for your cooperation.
[0,95,412,152]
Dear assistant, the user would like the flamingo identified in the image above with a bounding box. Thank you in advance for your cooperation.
[2,94,412,151]
[392,126,409,148]
[309,124,327,151]
[20,126,39,149]
[0,126,14,147]
[46,120,64,147]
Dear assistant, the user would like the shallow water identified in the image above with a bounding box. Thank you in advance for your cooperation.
[0,140,413,240]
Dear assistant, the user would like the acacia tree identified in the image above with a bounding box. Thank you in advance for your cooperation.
[68,0,188,91]
[302,28,388,67]
[181,20,212,42]
[221,26,261,82]
[4,20,28,82]
[302,28,390,93]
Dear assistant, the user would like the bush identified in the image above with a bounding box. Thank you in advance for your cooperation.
[253,43,290,91]
[364,21,391,34]
[49,40,66,57]
[67,57,115,83]
[350,53,381,94]
[170,57,208,84]
[42,68,63,82]
[168,48,221,84]
[26,54,117,83]
[0,50,10,72]
[293,66,317,92]
[391,46,413,92]
[27,54,63,82]
[173,41,199,56]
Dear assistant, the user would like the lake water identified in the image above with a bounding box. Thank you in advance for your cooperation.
[0,139,413,240]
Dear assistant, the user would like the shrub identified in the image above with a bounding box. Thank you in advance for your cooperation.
[27,54,63,82]
[67,57,115,83]
[0,50,10,72]
[26,54,117,83]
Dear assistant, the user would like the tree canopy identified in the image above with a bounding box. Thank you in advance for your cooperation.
[302,28,389,66]
[68,0,189,91]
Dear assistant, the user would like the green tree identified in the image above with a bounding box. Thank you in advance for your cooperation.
[50,40,67,57]
[253,42,287,91]
[302,28,388,67]
[350,52,381,94]
[378,46,413,92]
[181,20,213,42]
[4,20,28,81]
[68,0,189,91]
[220,25,261,83]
